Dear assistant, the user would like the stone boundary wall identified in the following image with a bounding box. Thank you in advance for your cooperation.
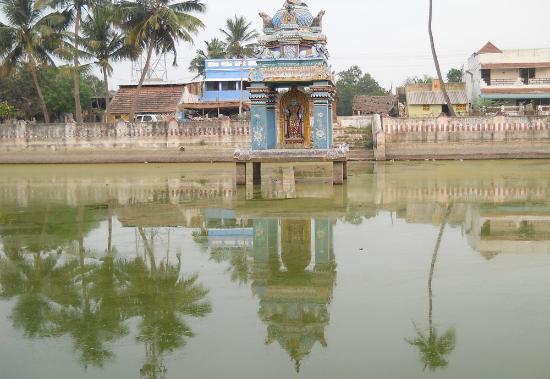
[375,116,550,160]
[0,119,250,150]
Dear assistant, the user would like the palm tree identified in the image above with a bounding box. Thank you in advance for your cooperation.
[220,16,257,115]
[407,204,456,371]
[81,5,132,122]
[219,16,258,59]
[116,0,206,122]
[189,38,226,78]
[52,0,97,123]
[428,0,456,117]
[0,0,71,123]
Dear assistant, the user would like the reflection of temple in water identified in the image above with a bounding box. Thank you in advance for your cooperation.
[249,218,336,372]
[202,214,337,372]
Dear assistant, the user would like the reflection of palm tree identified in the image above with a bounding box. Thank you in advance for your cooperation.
[210,246,250,285]
[0,205,81,337]
[128,229,212,379]
[0,250,80,338]
[54,205,129,368]
[407,204,456,371]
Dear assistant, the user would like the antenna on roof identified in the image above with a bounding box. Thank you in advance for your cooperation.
[131,52,169,83]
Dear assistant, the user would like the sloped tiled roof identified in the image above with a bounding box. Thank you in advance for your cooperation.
[353,95,398,114]
[406,91,468,105]
[477,41,502,54]
[110,84,186,114]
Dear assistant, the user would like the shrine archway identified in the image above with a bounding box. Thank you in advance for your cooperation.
[279,88,311,148]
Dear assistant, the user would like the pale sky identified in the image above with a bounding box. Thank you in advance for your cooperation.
[3,0,550,90]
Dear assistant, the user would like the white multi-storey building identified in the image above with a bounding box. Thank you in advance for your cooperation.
[465,42,550,108]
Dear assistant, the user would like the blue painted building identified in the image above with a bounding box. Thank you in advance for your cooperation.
[202,58,256,103]
[180,58,256,117]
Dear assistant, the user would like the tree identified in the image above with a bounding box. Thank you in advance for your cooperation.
[42,66,96,121]
[336,66,387,116]
[0,101,16,121]
[189,38,227,78]
[117,0,206,121]
[403,75,433,85]
[81,5,132,122]
[446,68,463,83]
[52,0,98,123]
[220,16,258,58]
[0,0,71,123]
[428,0,455,116]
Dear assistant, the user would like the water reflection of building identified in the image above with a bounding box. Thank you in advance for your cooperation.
[466,205,550,258]
[250,218,336,372]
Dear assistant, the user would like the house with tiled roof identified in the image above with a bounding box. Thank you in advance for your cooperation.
[465,42,550,107]
[352,95,398,116]
[405,80,469,117]
[109,81,201,122]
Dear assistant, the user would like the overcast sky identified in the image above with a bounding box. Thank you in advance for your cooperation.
[3,0,550,90]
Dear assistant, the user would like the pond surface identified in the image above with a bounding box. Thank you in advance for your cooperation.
[1,161,550,379]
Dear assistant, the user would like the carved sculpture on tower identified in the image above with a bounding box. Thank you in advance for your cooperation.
[250,0,335,150]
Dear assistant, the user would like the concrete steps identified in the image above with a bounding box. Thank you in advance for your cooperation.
[348,149,374,161]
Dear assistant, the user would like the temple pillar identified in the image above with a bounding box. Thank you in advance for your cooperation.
[311,82,335,149]
[250,86,277,150]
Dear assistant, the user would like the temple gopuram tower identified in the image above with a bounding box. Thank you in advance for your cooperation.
[250,0,335,150]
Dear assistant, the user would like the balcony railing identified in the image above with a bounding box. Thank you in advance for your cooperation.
[529,78,550,85]
[482,105,550,116]
[483,78,550,86]
[489,78,517,86]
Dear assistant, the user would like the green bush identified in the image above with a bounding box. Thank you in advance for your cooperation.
[0,101,16,120]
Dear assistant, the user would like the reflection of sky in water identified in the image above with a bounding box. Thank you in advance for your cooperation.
[0,161,550,379]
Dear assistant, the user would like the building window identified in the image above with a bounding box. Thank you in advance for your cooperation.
[519,68,536,84]
[423,104,430,111]
[455,104,466,112]
[205,82,219,91]
[481,69,491,85]
[221,81,237,91]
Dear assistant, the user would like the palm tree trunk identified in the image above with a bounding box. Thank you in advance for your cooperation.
[103,67,111,123]
[28,58,50,123]
[428,0,456,117]
[428,204,453,329]
[129,41,155,122]
[73,7,83,123]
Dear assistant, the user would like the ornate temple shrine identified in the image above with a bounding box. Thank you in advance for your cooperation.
[249,0,336,150]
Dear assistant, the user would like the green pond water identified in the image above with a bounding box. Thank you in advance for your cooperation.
[1,161,550,379]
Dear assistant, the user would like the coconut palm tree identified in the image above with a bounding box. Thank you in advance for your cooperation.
[0,0,71,123]
[116,0,206,122]
[81,5,133,122]
[51,0,98,123]
[189,38,227,78]
[220,15,258,59]
[428,0,455,117]
[407,204,456,371]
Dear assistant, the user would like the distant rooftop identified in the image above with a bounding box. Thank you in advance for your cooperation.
[474,42,550,68]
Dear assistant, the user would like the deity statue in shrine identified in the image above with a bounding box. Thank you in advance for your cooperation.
[281,88,309,145]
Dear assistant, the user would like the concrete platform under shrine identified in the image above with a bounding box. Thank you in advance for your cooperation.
[234,148,348,185]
